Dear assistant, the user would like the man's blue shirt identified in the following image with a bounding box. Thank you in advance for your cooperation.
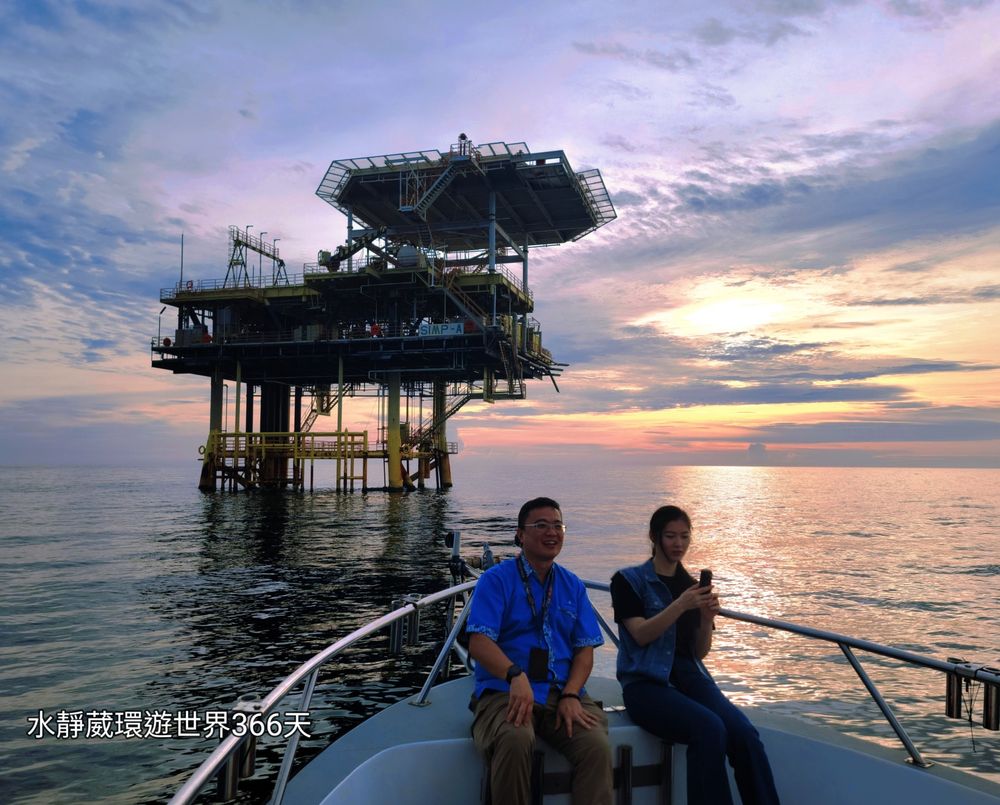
[466,553,604,702]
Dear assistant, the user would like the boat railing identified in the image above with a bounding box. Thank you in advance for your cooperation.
[580,580,1000,769]
[169,554,1000,805]
[707,606,1000,768]
[168,578,478,805]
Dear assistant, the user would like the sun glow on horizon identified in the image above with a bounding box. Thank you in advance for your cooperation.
[679,297,787,336]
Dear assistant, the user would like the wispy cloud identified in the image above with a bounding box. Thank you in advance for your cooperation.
[843,285,1000,306]
[573,40,699,71]
[692,16,806,47]
[750,416,1000,443]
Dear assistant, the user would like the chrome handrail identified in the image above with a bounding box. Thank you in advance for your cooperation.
[582,579,1000,767]
[170,573,1000,804]
[581,578,1000,684]
[714,606,1000,767]
[168,579,477,805]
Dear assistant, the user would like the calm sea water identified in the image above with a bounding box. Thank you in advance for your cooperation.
[1,462,998,803]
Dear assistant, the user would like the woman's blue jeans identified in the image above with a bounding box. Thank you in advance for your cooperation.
[622,659,780,805]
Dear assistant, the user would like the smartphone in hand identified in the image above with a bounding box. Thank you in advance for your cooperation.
[698,569,713,588]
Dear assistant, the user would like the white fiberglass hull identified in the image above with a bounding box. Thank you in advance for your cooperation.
[283,675,1000,805]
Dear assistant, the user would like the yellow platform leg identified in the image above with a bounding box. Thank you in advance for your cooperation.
[433,380,453,489]
[387,372,403,491]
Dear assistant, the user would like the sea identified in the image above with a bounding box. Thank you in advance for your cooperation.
[1,461,998,804]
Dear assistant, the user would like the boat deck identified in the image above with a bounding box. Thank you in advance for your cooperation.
[283,675,1000,805]
[284,675,634,804]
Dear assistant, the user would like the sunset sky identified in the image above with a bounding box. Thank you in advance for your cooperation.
[1,0,998,468]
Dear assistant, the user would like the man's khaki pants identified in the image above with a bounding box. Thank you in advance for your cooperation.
[472,688,612,805]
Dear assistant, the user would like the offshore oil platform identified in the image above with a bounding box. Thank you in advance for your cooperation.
[151,136,615,492]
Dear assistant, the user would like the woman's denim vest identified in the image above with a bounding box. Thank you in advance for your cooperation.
[616,559,684,688]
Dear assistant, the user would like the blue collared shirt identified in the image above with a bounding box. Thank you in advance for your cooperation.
[466,553,604,702]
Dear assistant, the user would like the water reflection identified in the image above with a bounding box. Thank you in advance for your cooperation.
[134,488,461,803]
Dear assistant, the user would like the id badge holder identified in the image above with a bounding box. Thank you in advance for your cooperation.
[528,647,549,681]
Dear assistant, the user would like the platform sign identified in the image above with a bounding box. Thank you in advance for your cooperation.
[419,322,464,337]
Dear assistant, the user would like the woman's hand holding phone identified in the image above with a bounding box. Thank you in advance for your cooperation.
[677,581,713,611]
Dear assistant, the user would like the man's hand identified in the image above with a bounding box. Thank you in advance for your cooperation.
[505,673,535,727]
[468,633,536,727]
[554,695,598,738]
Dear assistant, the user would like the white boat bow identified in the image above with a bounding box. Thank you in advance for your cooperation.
[168,537,1000,805]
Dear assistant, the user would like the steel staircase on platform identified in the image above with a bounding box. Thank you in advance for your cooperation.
[440,270,488,330]
[302,386,347,432]
[412,162,458,220]
[496,338,525,399]
[409,153,486,221]
[404,391,473,449]
[415,220,435,251]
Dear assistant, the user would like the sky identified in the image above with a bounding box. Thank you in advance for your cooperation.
[1,0,998,469]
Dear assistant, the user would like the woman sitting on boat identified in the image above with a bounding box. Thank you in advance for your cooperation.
[610,505,781,805]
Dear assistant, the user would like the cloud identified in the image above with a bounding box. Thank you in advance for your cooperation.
[844,285,1000,306]
[648,381,910,407]
[689,83,738,109]
[601,134,640,153]
[885,257,944,273]
[884,0,997,25]
[755,0,841,16]
[508,379,913,414]
[3,136,46,172]
[700,335,827,361]
[603,79,652,101]
[576,120,1000,301]
[674,177,814,213]
[693,17,741,45]
[748,360,997,382]
[692,16,806,47]
[572,40,698,72]
[535,313,999,415]
[750,417,1000,443]
[610,189,646,207]
[771,123,1000,247]
[676,122,1000,242]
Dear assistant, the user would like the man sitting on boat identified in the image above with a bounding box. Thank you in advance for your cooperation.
[466,497,613,805]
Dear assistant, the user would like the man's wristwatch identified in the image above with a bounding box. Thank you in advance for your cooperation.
[505,663,524,684]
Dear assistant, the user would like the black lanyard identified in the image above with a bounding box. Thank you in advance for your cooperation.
[516,553,555,638]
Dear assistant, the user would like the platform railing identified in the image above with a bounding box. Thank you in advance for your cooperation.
[168,565,1000,805]
[162,255,532,299]
[160,273,305,299]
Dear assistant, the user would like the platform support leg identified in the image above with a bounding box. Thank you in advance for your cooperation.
[259,382,290,488]
[433,380,453,489]
[198,370,225,491]
[387,372,403,491]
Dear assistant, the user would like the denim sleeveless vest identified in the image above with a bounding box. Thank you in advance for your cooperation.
[616,559,680,688]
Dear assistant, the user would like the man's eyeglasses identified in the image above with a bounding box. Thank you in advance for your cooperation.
[522,520,567,533]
